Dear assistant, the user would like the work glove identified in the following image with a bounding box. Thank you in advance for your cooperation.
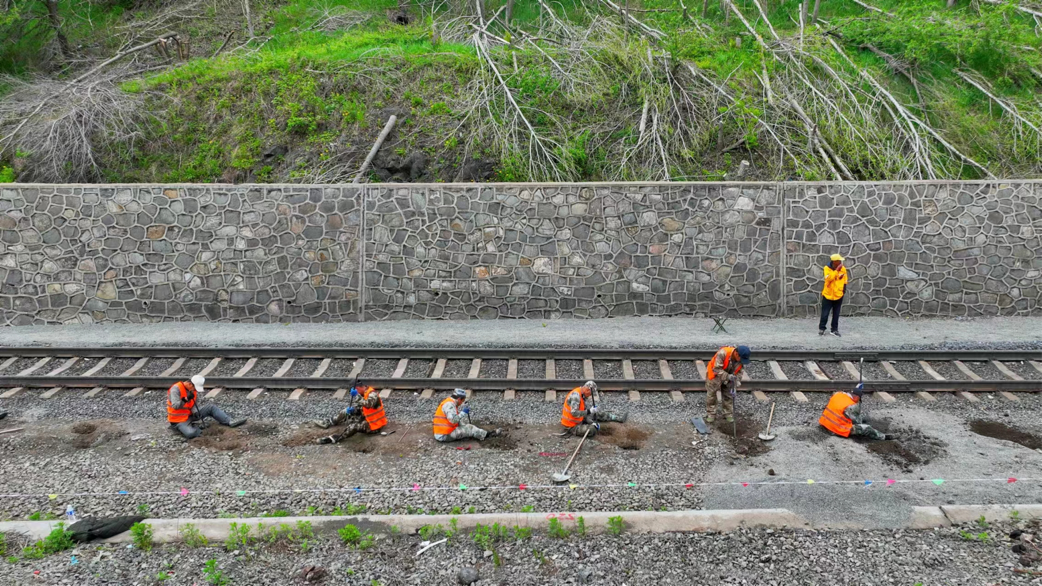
[350,387,360,398]
[346,406,359,416]
[462,406,470,416]
[855,382,864,391]
[728,373,737,383]
[589,406,599,414]
[593,423,601,430]
[734,379,742,388]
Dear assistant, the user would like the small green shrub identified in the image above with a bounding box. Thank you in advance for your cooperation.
[513,526,532,540]
[418,524,443,542]
[607,516,624,536]
[203,559,228,585]
[156,571,171,581]
[547,518,569,539]
[576,516,586,537]
[338,523,373,549]
[261,510,290,518]
[21,523,74,559]
[27,511,58,521]
[181,523,208,548]
[223,522,252,552]
[130,522,154,552]
[136,503,150,516]
[0,166,14,183]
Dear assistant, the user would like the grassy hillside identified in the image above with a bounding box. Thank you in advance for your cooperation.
[1,0,1041,182]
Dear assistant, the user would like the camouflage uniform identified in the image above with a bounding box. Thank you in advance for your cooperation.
[562,388,626,437]
[434,399,488,442]
[705,348,741,419]
[315,391,381,444]
[844,400,886,440]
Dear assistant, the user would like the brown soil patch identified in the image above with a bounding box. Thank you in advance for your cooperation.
[71,423,96,435]
[244,422,279,437]
[969,420,1042,450]
[249,453,297,477]
[789,427,831,444]
[69,420,124,449]
[597,425,651,451]
[859,427,947,472]
[711,417,770,456]
[480,432,518,451]
[190,425,244,451]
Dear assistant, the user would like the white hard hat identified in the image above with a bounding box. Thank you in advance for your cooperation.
[191,375,206,388]
[583,381,597,392]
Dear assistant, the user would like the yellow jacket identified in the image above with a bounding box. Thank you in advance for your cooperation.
[822,265,848,300]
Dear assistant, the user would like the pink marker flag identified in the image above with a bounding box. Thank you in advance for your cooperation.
[885,479,896,486]
[180,488,189,496]
[741,483,749,487]
[1008,477,1017,484]
[411,483,420,492]
[518,484,527,490]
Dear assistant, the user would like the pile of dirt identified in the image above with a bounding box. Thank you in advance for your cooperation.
[282,427,336,448]
[969,420,1042,450]
[598,425,650,451]
[861,428,947,472]
[244,422,279,437]
[190,426,244,452]
[480,433,519,451]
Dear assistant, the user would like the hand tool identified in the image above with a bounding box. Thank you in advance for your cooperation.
[552,427,591,483]
[758,402,776,441]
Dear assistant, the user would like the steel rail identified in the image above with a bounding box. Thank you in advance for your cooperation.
[0,376,1038,392]
[0,347,1038,361]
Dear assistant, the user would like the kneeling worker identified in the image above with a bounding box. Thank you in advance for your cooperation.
[819,385,887,440]
[561,381,627,437]
[167,375,246,439]
[705,345,751,423]
[312,379,386,444]
[433,388,501,442]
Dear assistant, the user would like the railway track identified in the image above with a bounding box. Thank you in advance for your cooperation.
[0,348,1039,402]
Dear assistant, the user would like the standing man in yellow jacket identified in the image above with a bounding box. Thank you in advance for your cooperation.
[819,253,848,337]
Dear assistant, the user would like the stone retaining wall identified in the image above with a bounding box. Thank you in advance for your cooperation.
[1,182,1039,324]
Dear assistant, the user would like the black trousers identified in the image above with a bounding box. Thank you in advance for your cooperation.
[819,296,843,332]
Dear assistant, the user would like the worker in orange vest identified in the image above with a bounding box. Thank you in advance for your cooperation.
[561,381,627,437]
[433,388,502,442]
[705,345,751,424]
[313,378,388,445]
[167,375,246,439]
[819,253,848,336]
[819,386,887,440]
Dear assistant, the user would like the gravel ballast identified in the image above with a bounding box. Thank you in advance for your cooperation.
[2,522,1036,586]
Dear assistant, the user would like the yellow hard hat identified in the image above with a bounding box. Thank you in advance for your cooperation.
[830,254,844,261]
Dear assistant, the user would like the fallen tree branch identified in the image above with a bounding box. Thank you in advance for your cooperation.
[827,37,995,178]
[850,0,895,17]
[596,0,667,40]
[70,32,181,86]
[980,0,1042,19]
[353,115,397,183]
[954,68,1041,134]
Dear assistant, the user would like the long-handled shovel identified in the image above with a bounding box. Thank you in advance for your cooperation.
[758,402,776,441]
[552,427,591,483]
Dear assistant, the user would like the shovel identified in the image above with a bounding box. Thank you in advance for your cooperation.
[758,402,776,441]
[552,427,591,483]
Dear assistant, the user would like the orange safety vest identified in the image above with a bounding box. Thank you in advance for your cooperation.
[706,347,743,381]
[819,392,857,437]
[433,398,459,436]
[361,387,387,431]
[560,388,586,428]
[166,381,196,424]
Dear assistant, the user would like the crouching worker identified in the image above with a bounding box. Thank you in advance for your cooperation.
[819,386,888,441]
[433,388,501,442]
[561,381,628,437]
[167,375,246,439]
[312,380,386,445]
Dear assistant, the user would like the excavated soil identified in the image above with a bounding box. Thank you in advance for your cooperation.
[860,426,947,472]
[710,416,771,456]
[969,420,1042,450]
[69,420,125,449]
[597,424,651,451]
[190,425,245,451]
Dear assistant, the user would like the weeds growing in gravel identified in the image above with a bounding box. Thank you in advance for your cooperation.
[27,511,58,521]
[306,506,324,516]
[21,523,74,559]
[136,504,150,516]
[130,522,154,552]
[576,517,586,537]
[532,549,549,566]
[338,524,374,550]
[203,559,228,585]
[332,503,367,516]
[547,519,569,539]
[607,516,624,536]
[521,506,534,513]
[418,524,443,542]
[473,523,508,550]
[446,518,459,543]
[960,529,990,543]
[224,523,253,553]
[261,510,291,518]
[1011,510,1021,521]
[156,571,171,581]
[513,526,532,541]
[180,523,208,548]
[0,532,5,557]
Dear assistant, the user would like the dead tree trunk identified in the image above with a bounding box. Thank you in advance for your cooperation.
[505,0,514,23]
[811,0,821,23]
[702,0,710,18]
[947,0,956,7]
[43,0,70,58]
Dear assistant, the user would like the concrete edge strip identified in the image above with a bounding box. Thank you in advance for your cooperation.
[3,505,1040,544]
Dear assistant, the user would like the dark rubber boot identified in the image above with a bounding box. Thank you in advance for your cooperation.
[609,412,629,424]
[227,418,246,428]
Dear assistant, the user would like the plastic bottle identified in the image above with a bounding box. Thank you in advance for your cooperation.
[65,504,77,524]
